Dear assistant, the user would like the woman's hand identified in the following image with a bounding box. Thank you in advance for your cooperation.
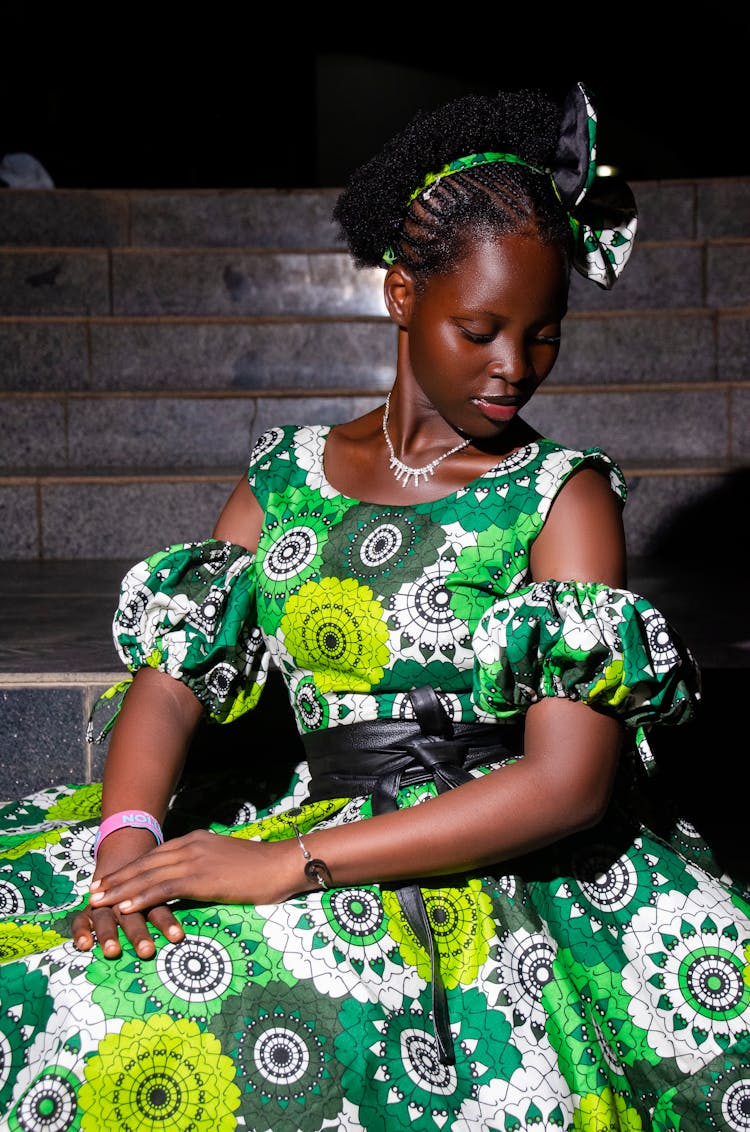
[86,830,301,927]
[72,827,185,960]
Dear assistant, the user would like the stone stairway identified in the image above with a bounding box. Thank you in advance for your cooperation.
[1,178,749,804]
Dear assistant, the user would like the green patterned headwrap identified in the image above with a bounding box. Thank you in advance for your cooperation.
[382,83,637,290]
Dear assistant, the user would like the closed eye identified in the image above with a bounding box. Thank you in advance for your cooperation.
[460,329,494,344]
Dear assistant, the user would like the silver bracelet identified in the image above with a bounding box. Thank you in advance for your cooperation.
[286,809,333,890]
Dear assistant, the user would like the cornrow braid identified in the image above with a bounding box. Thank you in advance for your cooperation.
[333,86,574,283]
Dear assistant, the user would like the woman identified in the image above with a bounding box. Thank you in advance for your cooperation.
[2,82,746,1132]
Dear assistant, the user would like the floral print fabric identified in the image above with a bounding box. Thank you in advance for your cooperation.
[1,424,748,1131]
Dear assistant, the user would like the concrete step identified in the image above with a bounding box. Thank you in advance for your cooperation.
[2,381,746,471]
[1,180,748,247]
[2,240,749,317]
[2,308,749,394]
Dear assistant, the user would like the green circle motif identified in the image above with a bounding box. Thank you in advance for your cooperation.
[281,577,390,693]
[9,1065,82,1132]
[79,1015,240,1131]
[292,675,331,732]
[212,980,345,1132]
[324,886,389,948]
[256,486,342,609]
[322,506,444,598]
[86,906,273,1025]
[0,922,67,963]
[383,880,495,988]
[677,945,749,1021]
[336,985,521,1132]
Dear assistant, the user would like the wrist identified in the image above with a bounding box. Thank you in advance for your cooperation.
[92,826,162,872]
[94,809,163,861]
[283,809,333,894]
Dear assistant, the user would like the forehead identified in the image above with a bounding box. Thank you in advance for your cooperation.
[426,234,569,316]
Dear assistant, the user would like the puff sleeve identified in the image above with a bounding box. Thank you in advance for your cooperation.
[88,539,269,741]
[471,580,700,769]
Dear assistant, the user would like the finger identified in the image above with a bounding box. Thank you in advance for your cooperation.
[71,909,97,952]
[116,909,160,959]
[89,869,175,915]
[91,907,127,959]
[148,904,185,944]
[89,844,184,906]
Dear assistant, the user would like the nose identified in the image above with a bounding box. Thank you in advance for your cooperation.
[487,339,530,385]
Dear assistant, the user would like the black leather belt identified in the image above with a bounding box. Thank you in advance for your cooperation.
[301,686,518,1065]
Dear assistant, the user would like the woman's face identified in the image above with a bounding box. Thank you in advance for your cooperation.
[400,233,569,442]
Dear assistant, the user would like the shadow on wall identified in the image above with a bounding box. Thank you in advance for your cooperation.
[639,467,750,883]
[646,467,750,561]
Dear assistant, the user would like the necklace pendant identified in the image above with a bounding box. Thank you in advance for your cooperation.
[382,392,471,489]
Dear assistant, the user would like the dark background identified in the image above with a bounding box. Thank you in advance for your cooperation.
[2,17,748,190]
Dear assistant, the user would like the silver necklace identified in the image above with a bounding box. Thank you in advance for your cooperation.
[382,392,471,488]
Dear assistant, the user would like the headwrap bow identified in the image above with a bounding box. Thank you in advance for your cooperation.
[383,82,637,289]
[550,82,638,289]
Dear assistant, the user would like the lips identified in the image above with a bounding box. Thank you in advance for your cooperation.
[472,396,523,422]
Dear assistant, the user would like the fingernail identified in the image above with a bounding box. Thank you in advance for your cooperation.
[118,900,132,911]
[167,925,183,939]
[89,891,103,902]
[89,879,101,891]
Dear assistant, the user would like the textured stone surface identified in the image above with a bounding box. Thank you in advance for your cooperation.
[717,313,750,380]
[0,190,129,247]
[631,181,696,242]
[0,251,110,315]
[0,687,90,793]
[0,558,126,673]
[733,387,750,463]
[568,242,704,312]
[250,396,383,449]
[523,387,729,467]
[111,251,387,317]
[696,180,750,240]
[0,400,67,466]
[554,311,716,383]
[88,318,397,391]
[0,485,38,557]
[707,242,750,308]
[622,471,735,557]
[129,189,344,248]
[40,479,236,559]
[0,321,88,391]
[68,397,257,468]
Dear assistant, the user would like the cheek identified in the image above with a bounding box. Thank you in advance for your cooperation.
[530,342,561,379]
[409,320,467,375]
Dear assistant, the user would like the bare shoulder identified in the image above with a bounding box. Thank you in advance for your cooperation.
[212,475,263,553]
[530,467,627,587]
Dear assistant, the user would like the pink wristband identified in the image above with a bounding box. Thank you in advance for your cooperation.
[94,810,164,859]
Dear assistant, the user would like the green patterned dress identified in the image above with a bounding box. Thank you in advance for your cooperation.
[1,424,749,1132]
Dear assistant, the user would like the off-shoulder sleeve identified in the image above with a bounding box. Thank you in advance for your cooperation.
[471,580,700,767]
[88,539,269,741]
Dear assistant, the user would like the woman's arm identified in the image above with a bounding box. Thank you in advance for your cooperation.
[73,667,205,957]
[87,466,629,911]
[74,472,264,957]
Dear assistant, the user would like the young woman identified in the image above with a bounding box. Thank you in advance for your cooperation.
[2,82,747,1132]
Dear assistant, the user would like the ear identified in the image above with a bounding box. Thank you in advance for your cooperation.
[383,264,416,329]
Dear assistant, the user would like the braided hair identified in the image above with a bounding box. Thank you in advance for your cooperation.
[332,87,574,285]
